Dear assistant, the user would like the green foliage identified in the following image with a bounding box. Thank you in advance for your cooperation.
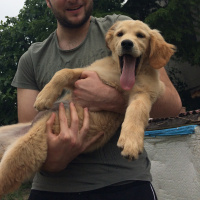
[121,0,162,20]
[93,0,124,17]
[2,182,31,200]
[0,0,56,125]
[145,0,200,66]
[143,0,200,110]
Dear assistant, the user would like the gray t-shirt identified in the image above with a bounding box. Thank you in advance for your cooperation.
[12,14,152,193]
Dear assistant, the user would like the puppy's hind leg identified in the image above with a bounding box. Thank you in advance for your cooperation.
[0,117,49,196]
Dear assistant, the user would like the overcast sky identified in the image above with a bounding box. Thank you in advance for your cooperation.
[0,0,26,22]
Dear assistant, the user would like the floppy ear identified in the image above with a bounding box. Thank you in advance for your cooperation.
[105,21,120,50]
[149,30,176,69]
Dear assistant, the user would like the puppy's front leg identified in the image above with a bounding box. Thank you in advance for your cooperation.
[34,68,83,111]
[117,93,152,159]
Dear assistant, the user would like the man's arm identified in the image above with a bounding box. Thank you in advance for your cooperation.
[17,88,39,123]
[73,69,182,118]
[150,68,182,118]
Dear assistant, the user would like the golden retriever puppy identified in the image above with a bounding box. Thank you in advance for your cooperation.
[0,20,175,196]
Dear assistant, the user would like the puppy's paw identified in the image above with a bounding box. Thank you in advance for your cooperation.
[34,90,58,111]
[117,128,144,159]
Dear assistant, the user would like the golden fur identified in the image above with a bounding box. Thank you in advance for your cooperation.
[0,20,175,196]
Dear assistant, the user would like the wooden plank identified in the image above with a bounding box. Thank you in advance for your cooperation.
[146,110,200,131]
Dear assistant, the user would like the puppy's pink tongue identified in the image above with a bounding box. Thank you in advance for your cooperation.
[120,55,136,90]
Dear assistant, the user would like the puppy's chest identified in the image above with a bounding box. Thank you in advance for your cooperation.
[132,71,159,92]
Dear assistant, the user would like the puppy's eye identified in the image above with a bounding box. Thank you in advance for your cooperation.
[117,32,123,37]
[137,33,145,38]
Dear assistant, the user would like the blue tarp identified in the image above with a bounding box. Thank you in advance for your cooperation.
[145,125,198,137]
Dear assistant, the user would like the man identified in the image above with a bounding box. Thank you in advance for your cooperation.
[12,0,182,199]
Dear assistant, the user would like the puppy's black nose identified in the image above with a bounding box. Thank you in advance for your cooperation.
[121,40,134,50]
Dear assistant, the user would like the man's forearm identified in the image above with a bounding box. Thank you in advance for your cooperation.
[150,87,182,118]
[150,68,182,118]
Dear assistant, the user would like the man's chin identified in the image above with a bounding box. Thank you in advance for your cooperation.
[58,16,90,28]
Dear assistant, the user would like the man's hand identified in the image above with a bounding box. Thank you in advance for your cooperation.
[42,102,103,172]
[72,71,126,114]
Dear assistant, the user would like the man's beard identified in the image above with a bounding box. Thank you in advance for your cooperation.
[49,1,93,28]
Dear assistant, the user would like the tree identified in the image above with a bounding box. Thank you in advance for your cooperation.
[0,0,56,125]
[121,0,162,20]
[93,0,124,17]
[145,0,200,66]
[145,0,200,110]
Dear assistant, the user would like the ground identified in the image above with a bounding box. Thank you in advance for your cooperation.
[2,182,31,200]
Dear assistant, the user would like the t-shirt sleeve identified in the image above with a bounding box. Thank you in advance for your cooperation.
[11,50,39,90]
[116,14,132,21]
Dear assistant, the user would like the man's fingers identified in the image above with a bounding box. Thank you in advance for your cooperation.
[79,71,90,79]
[75,71,97,89]
[69,102,79,132]
[80,107,89,135]
[46,112,56,140]
[46,112,56,133]
[59,102,69,135]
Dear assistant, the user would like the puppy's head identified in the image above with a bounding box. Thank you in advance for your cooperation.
[105,20,176,90]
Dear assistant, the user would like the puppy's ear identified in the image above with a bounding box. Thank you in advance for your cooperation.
[149,30,176,69]
[105,21,120,49]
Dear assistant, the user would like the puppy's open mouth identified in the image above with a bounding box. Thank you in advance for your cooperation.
[119,55,141,90]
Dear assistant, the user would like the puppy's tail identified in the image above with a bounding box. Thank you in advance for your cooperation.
[0,123,31,160]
